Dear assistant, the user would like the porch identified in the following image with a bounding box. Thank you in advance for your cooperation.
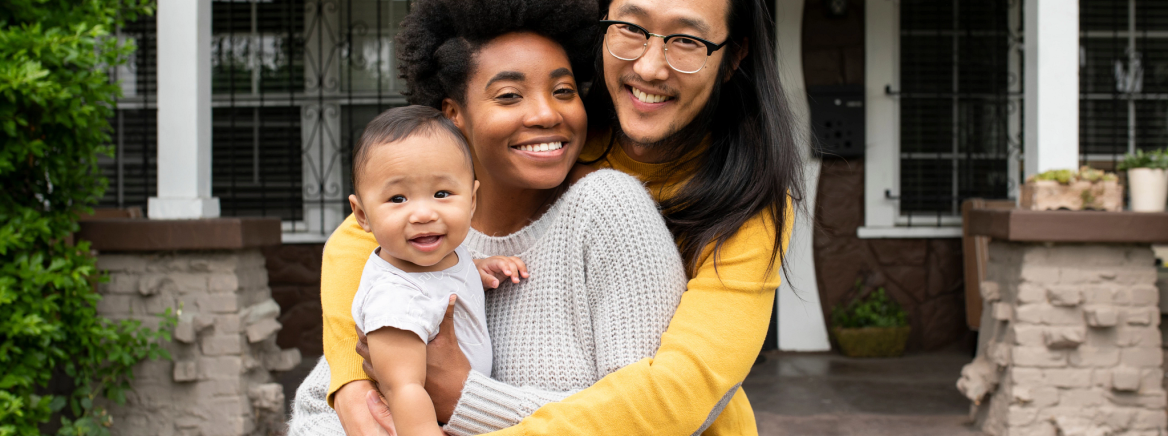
[747,347,981,436]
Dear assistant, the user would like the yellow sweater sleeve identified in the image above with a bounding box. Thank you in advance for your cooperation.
[485,208,793,436]
[320,214,380,407]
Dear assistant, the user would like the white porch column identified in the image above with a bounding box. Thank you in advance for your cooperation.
[775,0,831,352]
[1024,0,1080,178]
[149,0,220,219]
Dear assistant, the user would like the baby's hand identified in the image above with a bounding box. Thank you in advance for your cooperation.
[474,256,529,289]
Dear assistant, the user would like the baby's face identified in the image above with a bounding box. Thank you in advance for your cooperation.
[350,134,477,271]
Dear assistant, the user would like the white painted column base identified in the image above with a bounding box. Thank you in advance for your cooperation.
[775,0,830,352]
[148,197,221,220]
[778,162,831,351]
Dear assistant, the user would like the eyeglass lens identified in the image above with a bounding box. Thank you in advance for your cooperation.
[605,24,708,73]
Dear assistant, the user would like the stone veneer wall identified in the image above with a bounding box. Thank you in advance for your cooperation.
[957,242,1166,436]
[263,244,324,357]
[96,250,301,436]
[814,159,970,351]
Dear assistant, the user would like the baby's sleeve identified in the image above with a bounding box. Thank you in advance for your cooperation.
[351,274,448,344]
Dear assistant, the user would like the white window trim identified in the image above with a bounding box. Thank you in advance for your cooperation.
[860,0,1022,239]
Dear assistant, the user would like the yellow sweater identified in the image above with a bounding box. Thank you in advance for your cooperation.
[321,136,791,435]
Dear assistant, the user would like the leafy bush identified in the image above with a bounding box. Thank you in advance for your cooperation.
[0,1,174,435]
[831,287,909,329]
[1117,148,1168,171]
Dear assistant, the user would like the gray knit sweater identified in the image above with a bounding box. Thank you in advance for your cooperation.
[288,169,688,435]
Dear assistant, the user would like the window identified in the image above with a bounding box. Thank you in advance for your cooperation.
[1079,0,1168,165]
[862,0,1021,237]
[100,16,157,211]
[102,0,411,240]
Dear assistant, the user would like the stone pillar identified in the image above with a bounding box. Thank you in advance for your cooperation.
[959,242,1165,436]
[81,218,297,436]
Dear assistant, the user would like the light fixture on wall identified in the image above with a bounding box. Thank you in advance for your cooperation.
[827,0,848,17]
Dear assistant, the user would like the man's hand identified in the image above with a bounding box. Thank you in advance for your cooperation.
[425,295,471,422]
[474,256,529,289]
[334,380,395,436]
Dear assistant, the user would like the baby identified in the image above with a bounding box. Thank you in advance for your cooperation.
[347,105,526,435]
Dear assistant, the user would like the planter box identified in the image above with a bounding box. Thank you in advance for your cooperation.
[1128,168,1168,212]
[832,326,911,358]
[1020,180,1122,211]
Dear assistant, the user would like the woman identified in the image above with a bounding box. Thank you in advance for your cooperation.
[287,0,689,434]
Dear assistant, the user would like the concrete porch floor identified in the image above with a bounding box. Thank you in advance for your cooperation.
[744,347,982,436]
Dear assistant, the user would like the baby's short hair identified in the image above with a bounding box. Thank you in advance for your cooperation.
[351,105,473,191]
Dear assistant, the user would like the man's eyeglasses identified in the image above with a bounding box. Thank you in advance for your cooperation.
[599,20,729,74]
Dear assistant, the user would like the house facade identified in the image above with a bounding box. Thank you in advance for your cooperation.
[101,0,1164,355]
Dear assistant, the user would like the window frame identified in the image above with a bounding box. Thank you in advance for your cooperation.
[860,0,1023,239]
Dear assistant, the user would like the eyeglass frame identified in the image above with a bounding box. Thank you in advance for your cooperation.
[598,19,730,73]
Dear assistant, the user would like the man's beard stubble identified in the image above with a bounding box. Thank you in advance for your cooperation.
[612,70,723,158]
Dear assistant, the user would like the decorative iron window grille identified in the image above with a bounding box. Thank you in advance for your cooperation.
[101,0,411,240]
[1080,0,1168,165]
[101,15,158,211]
[894,0,1021,223]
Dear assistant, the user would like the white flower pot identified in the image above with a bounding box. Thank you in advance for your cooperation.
[1128,168,1168,212]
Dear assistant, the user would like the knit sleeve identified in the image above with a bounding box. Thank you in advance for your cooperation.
[580,171,687,377]
[442,171,687,435]
[482,199,794,436]
[287,357,347,436]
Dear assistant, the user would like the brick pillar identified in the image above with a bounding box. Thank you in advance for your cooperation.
[97,250,301,435]
[958,242,1166,436]
[79,217,295,435]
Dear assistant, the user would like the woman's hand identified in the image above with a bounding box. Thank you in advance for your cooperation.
[334,380,396,436]
[425,295,470,422]
[356,295,470,423]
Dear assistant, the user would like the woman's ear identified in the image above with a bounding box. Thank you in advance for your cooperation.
[469,180,479,217]
[442,98,466,131]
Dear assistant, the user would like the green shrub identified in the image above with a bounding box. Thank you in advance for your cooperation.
[831,287,909,329]
[1117,148,1168,171]
[0,2,174,435]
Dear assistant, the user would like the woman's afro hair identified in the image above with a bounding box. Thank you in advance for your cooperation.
[396,0,599,108]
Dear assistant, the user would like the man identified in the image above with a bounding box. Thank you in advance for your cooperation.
[349,0,801,433]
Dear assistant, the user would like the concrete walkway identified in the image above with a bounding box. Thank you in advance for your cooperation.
[745,348,983,436]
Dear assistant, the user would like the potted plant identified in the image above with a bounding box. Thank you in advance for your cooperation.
[1117,148,1168,212]
[830,286,911,358]
[1021,166,1122,211]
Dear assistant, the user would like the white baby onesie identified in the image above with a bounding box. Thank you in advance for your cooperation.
[351,245,492,376]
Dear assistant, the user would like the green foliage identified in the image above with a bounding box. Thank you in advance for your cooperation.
[1117,148,1168,171]
[0,1,174,435]
[1032,166,1120,184]
[831,283,909,329]
[1033,168,1077,184]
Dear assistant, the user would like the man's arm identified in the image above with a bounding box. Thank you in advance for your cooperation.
[322,214,381,404]
[320,214,386,434]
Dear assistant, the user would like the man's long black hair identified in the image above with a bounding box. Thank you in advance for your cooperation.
[585,0,805,279]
